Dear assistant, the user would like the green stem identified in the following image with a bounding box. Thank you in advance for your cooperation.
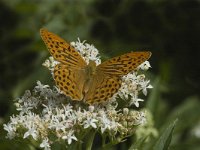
[85,129,96,150]
[102,134,106,147]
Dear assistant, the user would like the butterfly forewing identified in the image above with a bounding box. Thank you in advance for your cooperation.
[40,28,87,68]
[97,51,151,76]
[40,28,88,101]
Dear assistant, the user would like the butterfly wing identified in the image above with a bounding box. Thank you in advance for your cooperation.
[40,28,87,68]
[85,51,151,104]
[84,71,122,104]
[97,51,151,76]
[40,28,87,100]
[54,64,85,100]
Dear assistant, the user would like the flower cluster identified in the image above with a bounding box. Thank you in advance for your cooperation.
[118,67,152,107]
[4,39,152,149]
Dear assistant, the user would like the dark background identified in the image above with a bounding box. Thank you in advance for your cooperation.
[0,0,200,149]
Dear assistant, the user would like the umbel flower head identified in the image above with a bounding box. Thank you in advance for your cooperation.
[4,38,152,150]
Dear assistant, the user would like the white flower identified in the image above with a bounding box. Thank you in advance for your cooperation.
[88,105,95,112]
[35,81,49,90]
[42,59,50,68]
[16,102,33,114]
[99,113,112,133]
[49,118,66,131]
[83,118,98,129]
[128,82,137,92]
[138,61,151,70]
[42,56,59,71]
[62,130,77,144]
[140,80,153,96]
[135,111,146,125]
[3,123,16,139]
[74,107,85,122]
[40,138,51,150]
[63,104,73,115]
[10,115,22,125]
[129,92,144,107]
[70,38,101,65]
[23,126,38,140]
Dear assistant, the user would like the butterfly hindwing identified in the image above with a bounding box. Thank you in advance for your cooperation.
[84,71,122,104]
[97,51,151,76]
[40,28,87,68]
[54,64,85,100]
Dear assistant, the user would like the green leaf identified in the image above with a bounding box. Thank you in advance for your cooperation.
[153,119,178,150]
[163,96,200,133]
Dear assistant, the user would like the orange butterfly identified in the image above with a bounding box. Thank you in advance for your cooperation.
[40,28,151,104]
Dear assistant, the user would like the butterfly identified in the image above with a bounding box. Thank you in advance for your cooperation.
[40,28,151,104]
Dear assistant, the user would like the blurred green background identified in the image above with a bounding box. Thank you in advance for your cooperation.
[0,0,200,149]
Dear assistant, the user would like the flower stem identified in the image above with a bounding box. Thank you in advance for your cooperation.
[85,129,96,150]
[102,134,106,147]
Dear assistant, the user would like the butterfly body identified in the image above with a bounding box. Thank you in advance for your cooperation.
[86,60,97,77]
[82,60,97,100]
[40,28,151,104]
